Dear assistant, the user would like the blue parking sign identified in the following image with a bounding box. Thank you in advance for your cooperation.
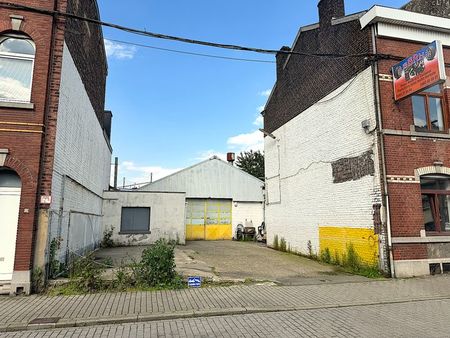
[188,276,202,288]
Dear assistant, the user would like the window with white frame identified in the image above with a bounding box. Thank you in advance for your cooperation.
[0,36,35,103]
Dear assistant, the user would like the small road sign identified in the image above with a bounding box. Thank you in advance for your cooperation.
[188,276,202,288]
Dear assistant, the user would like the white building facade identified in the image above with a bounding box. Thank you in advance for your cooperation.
[265,67,385,268]
[45,43,112,263]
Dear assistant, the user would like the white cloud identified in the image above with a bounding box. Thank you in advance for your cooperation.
[253,115,263,127]
[195,150,227,162]
[192,131,263,170]
[259,89,271,97]
[112,161,181,187]
[227,130,263,152]
[257,105,265,113]
[104,39,137,60]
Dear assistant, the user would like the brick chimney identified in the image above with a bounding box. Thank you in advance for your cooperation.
[276,46,291,79]
[318,0,345,29]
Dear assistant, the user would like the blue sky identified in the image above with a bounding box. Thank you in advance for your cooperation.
[98,0,408,186]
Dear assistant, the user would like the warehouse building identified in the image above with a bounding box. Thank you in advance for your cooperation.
[103,156,264,245]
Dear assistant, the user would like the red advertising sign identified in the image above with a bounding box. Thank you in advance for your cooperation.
[392,41,446,101]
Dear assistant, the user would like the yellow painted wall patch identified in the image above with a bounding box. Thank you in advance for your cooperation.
[319,226,378,265]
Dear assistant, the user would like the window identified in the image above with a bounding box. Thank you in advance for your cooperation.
[412,85,447,132]
[120,207,150,234]
[421,175,450,232]
[0,169,21,188]
[0,36,35,103]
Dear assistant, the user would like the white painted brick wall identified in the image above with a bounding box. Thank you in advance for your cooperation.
[102,191,186,246]
[232,202,264,238]
[49,42,111,260]
[265,67,382,256]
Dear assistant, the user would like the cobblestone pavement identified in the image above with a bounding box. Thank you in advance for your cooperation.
[0,276,449,333]
[2,298,450,337]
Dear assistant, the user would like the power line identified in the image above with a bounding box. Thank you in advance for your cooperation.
[105,38,275,63]
[0,1,383,60]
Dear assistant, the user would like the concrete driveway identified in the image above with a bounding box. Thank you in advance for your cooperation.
[178,241,369,285]
[96,241,369,285]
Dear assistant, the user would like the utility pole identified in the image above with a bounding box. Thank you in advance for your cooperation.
[113,157,118,189]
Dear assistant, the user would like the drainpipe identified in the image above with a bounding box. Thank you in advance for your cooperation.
[34,0,60,280]
[371,25,395,278]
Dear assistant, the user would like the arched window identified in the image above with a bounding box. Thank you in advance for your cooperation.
[421,175,450,232]
[0,36,35,103]
[0,168,21,188]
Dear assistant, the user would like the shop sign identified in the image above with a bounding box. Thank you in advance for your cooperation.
[392,40,446,101]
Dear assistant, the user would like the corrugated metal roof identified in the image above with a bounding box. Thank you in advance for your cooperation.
[139,157,264,202]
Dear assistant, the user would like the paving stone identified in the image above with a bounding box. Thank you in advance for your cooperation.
[0,276,449,334]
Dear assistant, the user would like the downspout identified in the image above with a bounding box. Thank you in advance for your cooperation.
[36,0,60,277]
[370,25,395,278]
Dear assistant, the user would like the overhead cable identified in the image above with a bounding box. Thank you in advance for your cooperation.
[0,1,382,60]
[105,38,275,63]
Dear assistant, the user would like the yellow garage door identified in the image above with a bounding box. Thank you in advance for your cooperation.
[186,199,232,240]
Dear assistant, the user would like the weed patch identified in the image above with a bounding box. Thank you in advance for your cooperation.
[68,252,107,293]
[320,243,383,278]
[47,239,184,296]
[101,227,115,248]
[273,235,279,250]
[320,247,332,264]
[31,267,45,294]
[135,239,183,289]
[279,237,287,252]
[49,237,64,279]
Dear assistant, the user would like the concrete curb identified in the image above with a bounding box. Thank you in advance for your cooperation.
[1,295,450,333]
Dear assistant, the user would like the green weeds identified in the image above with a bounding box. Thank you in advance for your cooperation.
[47,239,185,296]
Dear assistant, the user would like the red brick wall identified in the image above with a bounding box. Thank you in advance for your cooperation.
[37,2,66,201]
[393,244,428,260]
[388,183,423,237]
[0,1,66,271]
[376,38,450,131]
[376,37,450,261]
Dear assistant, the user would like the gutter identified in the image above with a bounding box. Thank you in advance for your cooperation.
[360,5,450,33]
